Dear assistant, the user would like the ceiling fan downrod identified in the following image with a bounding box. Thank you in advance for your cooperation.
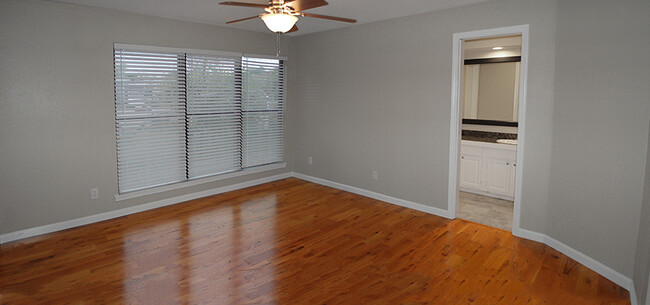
[276,32,281,57]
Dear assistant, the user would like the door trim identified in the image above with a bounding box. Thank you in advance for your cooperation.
[447,24,529,233]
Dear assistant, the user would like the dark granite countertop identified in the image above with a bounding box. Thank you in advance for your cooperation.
[462,136,499,143]
[461,130,517,144]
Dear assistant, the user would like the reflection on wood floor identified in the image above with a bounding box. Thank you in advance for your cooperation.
[0,178,630,304]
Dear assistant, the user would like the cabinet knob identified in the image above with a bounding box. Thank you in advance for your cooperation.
[461,156,464,159]
[506,162,510,165]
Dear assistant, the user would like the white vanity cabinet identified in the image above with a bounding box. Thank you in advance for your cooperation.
[459,140,516,200]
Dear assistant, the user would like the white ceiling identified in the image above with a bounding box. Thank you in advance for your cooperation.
[49,0,490,36]
[464,35,522,59]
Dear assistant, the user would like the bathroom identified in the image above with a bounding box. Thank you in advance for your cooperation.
[457,35,522,231]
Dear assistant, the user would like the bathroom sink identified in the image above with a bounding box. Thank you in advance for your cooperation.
[496,139,518,145]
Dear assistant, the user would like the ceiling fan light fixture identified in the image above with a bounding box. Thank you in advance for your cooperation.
[261,13,298,33]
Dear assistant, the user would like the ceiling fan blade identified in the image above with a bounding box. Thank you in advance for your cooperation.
[300,12,356,23]
[287,25,299,33]
[226,15,260,24]
[285,0,328,11]
[219,1,269,9]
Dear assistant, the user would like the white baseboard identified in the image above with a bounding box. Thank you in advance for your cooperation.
[0,172,292,244]
[513,227,546,243]
[630,283,638,305]
[0,170,637,305]
[514,228,634,298]
[459,187,514,201]
[293,173,453,219]
[543,234,634,300]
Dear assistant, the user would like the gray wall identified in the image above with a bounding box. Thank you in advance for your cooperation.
[291,0,650,282]
[3,0,650,299]
[292,0,557,234]
[548,0,650,277]
[634,123,650,304]
[0,0,294,234]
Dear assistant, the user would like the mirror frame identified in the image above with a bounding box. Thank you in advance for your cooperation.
[463,56,521,127]
[464,56,521,65]
[462,118,518,127]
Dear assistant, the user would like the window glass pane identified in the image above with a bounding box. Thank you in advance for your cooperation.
[187,55,242,178]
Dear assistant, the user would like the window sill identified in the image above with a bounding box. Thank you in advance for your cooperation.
[114,162,287,202]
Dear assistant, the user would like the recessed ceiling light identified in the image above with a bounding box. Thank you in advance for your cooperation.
[492,47,504,50]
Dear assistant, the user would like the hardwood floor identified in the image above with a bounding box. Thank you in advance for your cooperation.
[1,178,629,304]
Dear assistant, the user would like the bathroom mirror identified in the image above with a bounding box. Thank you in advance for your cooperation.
[462,57,520,126]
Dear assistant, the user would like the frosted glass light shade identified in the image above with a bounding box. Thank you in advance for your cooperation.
[261,13,298,33]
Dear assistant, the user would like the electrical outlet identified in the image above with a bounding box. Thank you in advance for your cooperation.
[308,156,313,165]
[91,187,99,199]
[372,171,378,181]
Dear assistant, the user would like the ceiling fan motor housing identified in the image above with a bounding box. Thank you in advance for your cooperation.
[265,0,299,16]
[220,0,355,33]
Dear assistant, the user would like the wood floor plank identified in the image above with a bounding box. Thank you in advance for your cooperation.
[0,178,630,304]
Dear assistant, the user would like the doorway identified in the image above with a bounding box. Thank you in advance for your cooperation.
[447,25,529,233]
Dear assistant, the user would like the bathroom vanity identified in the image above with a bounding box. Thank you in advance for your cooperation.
[459,140,516,200]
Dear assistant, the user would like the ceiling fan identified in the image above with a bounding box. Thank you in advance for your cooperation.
[220,0,357,34]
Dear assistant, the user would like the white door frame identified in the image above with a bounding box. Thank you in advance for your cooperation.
[447,24,529,233]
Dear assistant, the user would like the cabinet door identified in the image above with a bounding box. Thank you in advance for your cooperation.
[508,161,517,197]
[459,154,482,190]
[483,157,512,196]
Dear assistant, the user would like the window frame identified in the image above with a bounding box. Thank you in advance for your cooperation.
[113,43,287,201]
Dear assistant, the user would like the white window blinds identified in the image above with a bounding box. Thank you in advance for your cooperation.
[114,45,285,194]
[242,57,285,168]
[186,54,242,179]
[114,49,187,192]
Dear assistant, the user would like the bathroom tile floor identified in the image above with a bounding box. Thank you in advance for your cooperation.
[458,191,514,231]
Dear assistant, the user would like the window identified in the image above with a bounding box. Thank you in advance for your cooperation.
[114,45,285,194]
